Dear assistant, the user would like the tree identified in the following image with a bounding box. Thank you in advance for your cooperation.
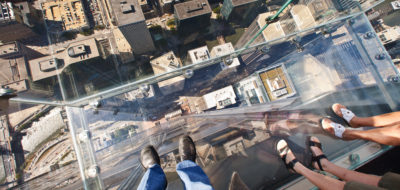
[94,25,106,30]
[167,18,176,27]
[80,28,94,36]
[213,6,221,14]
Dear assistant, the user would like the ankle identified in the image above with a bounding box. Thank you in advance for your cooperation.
[350,117,361,127]
[293,163,306,174]
[341,129,354,139]
[322,160,336,172]
[319,159,329,170]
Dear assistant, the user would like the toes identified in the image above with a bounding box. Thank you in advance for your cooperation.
[277,140,288,157]
[310,136,319,143]
[332,103,345,117]
[321,119,332,130]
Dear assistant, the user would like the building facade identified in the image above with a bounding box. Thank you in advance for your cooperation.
[109,0,155,55]
[221,0,261,27]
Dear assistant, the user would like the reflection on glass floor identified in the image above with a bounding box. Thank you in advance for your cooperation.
[60,13,399,189]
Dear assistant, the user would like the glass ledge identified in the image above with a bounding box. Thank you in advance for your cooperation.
[61,12,398,189]
[2,0,399,189]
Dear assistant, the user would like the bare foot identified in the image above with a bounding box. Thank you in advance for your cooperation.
[309,137,329,170]
[332,104,359,128]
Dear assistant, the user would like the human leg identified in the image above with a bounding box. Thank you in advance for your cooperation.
[176,135,213,190]
[322,118,400,146]
[176,160,213,190]
[332,103,400,128]
[138,164,167,190]
[138,145,167,190]
[343,124,400,146]
[309,136,381,186]
[276,139,345,190]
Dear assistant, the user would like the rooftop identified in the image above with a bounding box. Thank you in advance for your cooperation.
[290,4,316,30]
[41,0,88,31]
[150,52,185,93]
[258,64,294,101]
[203,85,237,109]
[161,0,173,4]
[29,38,100,81]
[257,11,287,41]
[0,42,29,91]
[188,46,210,64]
[210,43,241,68]
[0,43,18,56]
[174,0,211,20]
[378,26,400,44]
[138,0,148,6]
[111,0,145,26]
[230,0,258,7]
[0,2,15,22]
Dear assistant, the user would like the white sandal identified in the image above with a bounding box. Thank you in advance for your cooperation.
[340,108,355,123]
[321,119,346,138]
[332,104,355,123]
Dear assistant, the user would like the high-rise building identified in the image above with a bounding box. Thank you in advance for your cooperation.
[29,38,100,81]
[160,0,174,14]
[233,75,266,106]
[138,0,157,19]
[187,46,210,64]
[290,4,316,30]
[235,0,333,49]
[108,0,155,55]
[13,1,39,27]
[41,0,89,32]
[332,0,359,11]
[377,26,400,45]
[174,0,212,30]
[0,42,30,92]
[150,52,185,95]
[235,10,295,48]
[210,42,241,71]
[0,2,14,23]
[221,0,261,26]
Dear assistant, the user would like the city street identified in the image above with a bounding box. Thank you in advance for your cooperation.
[0,116,16,187]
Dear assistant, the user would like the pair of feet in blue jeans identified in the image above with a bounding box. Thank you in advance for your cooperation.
[140,135,197,170]
[138,135,213,190]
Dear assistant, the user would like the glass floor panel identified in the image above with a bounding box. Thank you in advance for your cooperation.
[61,13,399,189]
[3,0,400,189]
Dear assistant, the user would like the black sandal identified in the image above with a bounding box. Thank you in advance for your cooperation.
[307,136,327,171]
[276,139,298,173]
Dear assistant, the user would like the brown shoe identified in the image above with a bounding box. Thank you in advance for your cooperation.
[140,145,160,169]
[179,135,196,162]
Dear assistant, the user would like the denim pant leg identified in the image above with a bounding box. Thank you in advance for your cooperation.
[137,164,167,190]
[176,160,214,190]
